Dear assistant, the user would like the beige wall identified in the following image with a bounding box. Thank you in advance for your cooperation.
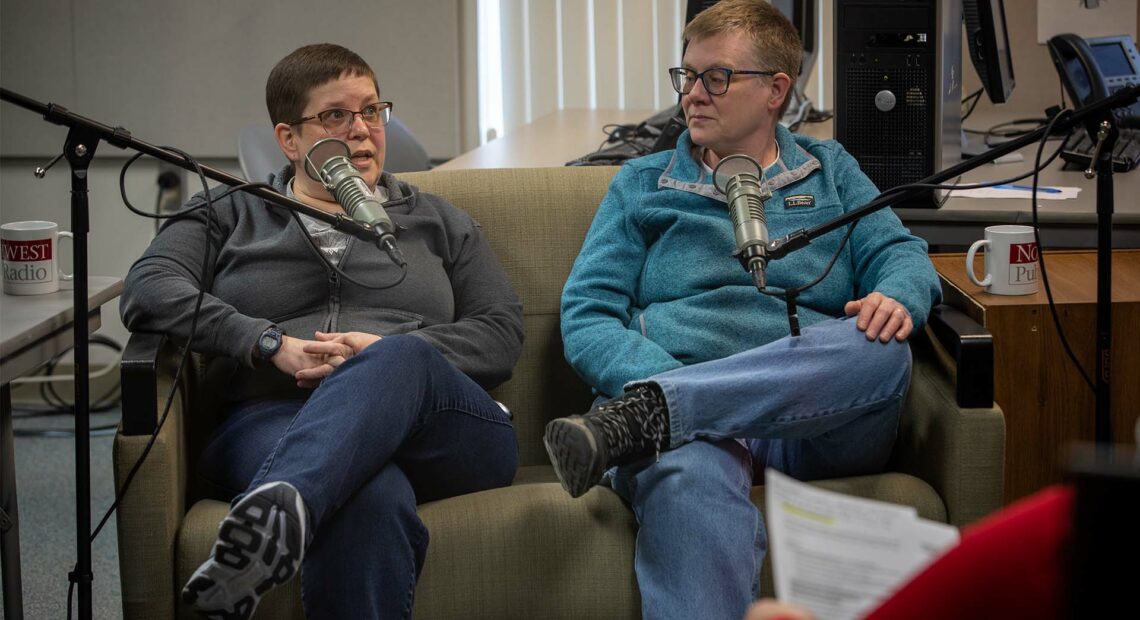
[0,0,465,356]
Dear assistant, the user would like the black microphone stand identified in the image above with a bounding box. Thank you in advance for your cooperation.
[765,83,1139,446]
[0,87,392,620]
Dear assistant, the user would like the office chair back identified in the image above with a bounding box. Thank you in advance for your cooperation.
[237,116,431,183]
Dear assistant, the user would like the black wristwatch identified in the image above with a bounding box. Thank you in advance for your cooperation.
[256,325,285,361]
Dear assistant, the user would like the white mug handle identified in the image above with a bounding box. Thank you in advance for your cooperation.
[966,239,991,287]
[58,230,74,281]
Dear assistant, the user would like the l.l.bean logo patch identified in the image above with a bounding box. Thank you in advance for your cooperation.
[784,194,815,209]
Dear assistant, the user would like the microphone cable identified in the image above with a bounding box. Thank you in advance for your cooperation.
[1029,111,1095,391]
[65,145,221,620]
[873,111,1093,391]
[286,209,407,291]
[760,109,1074,340]
[121,150,408,290]
[86,148,413,578]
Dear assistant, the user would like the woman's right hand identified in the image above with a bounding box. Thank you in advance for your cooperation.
[290,331,382,388]
[270,335,352,388]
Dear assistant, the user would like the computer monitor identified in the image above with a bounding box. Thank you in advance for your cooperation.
[684,0,719,26]
[963,0,1016,103]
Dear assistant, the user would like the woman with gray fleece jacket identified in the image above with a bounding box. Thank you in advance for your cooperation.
[120,44,522,620]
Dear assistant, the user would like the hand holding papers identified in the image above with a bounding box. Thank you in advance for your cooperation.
[765,469,959,620]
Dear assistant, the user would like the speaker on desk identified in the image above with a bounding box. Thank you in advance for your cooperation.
[834,0,961,208]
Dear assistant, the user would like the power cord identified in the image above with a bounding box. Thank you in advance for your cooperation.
[962,87,984,122]
[11,334,123,437]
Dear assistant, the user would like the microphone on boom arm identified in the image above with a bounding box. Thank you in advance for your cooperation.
[713,154,772,290]
[304,138,405,267]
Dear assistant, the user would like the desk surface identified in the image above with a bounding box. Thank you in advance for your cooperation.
[1,275,122,618]
[437,108,658,170]
[932,249,1140,306]
[930,250,1140,502]
[437,108,1140,247]
[0,277,123,383]
[899,112,1140,230]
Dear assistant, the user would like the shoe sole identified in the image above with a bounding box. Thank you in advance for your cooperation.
[544,418,604,498]
[182,482,306,620]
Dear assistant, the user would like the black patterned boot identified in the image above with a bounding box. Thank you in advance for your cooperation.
[543,384,671,498]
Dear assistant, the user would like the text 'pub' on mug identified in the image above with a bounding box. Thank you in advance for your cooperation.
[965,224,1040,296]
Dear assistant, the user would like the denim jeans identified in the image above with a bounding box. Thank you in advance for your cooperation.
[607,316,911,620]
[197,335,517,620]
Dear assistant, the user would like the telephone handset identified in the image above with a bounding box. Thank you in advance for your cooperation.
[1047,33,1114,137]
[1047,33,1140,132]
[1048,34,1111,106]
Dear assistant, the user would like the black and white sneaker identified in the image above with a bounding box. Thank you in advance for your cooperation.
[182,481,308,620]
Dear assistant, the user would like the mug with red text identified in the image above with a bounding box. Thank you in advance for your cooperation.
[2,221,74,295]
[965,225,1040,295]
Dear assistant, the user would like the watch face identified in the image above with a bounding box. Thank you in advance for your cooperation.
[259,328,282,359]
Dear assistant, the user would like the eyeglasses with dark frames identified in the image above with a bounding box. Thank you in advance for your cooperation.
[668,67,776,96]
[286,102,393,135]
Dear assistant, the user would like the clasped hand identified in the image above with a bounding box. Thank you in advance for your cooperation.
[271,331,383,388]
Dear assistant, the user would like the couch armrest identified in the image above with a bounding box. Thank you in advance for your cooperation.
[892,305,1006,527]
[121,332,168,435]
[114,331,190,620]
[927,304,993,408]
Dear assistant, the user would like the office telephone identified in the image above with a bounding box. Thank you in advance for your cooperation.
[1049,33,1140,172]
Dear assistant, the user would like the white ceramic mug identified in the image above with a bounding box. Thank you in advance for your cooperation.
[965,225,1040,295]
[1,221,74,295]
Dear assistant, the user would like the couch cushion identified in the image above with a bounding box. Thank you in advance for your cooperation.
[399,167,619,467]
[176,470,943,619]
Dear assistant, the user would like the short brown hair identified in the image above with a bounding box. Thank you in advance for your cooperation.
[683,0,801,115]
[265,43,379,125]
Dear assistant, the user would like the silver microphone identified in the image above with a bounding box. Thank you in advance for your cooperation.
[713,154,772,290]
[304,138,405,267]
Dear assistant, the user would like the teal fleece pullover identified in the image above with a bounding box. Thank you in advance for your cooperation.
[561,126,941,398]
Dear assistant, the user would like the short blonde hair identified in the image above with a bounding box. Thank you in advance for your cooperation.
[683,0,801,115]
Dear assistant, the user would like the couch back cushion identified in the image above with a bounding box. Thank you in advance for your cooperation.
[399,166,619,467]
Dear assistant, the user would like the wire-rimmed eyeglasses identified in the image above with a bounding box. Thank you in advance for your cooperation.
[668,67,776,96]
[286,102,393,135]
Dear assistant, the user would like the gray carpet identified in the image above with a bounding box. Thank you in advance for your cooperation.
[5,408,123,619]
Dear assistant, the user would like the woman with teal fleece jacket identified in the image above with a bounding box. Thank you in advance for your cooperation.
[553,127,941,618]
[542,4,940,619]
[560,125,940,398]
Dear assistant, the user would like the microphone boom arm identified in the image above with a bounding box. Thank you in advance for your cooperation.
[0,88,389,247]
[766,83,1140,262]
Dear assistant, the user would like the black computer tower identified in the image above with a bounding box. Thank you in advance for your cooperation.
[834,0,961,207]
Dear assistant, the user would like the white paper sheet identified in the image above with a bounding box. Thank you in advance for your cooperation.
[766,469,960,620]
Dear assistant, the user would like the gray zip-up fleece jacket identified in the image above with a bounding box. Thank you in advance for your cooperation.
[121,166,523,404]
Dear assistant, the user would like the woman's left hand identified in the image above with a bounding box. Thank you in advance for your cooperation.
[844,291,913,342]
[293,331,383,388]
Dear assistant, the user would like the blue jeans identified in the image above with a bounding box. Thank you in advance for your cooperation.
[606,317,911,620]
[197,335,517,620]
